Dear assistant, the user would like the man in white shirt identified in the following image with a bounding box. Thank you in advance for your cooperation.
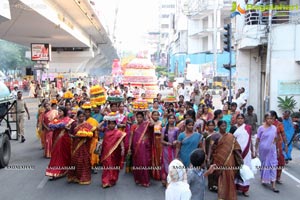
[140,84,146,96]
[11,85,18,99]
[159,76,165,90]
[237,87,248,113]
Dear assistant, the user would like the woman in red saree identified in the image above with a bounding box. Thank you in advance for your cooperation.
[67,110,93,184]
[100,113,126,188]
[42,102,58,158]
[116,103,128,169]
[270,110,288,184]
[213,120,242,200]
[129,111,154,187]
[46,106,74,179]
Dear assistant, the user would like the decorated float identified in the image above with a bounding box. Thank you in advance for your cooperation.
[111,59,123,85]
[122,58,158,102]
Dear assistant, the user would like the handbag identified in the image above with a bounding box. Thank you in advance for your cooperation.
[251,157,261,174]
[239,164,254,181]
[94,139,103,155]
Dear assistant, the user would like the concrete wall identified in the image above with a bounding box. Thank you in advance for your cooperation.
[270,24,300,113]
[48,51,93,73]
[236,48,262,122]
[236,24,300,122]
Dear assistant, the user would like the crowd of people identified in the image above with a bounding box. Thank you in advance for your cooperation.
[21,78,297,200]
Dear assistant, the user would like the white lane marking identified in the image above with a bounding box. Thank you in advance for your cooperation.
[283,169,300,184]
[37,176,48,189]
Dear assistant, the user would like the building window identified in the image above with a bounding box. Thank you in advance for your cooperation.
[161,33,169,38]
[162,4,175,9]
[161,14,169,18]
[161,24,169,29]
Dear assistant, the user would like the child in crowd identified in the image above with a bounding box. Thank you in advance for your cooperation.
[165,159,191,200]
[188,149,216,200]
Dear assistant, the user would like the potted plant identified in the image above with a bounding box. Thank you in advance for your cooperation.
[277,96,297,113]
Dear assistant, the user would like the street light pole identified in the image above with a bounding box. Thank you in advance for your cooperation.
[264,0,273,113]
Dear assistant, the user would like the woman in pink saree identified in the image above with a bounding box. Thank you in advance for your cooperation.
[129,112,154,187]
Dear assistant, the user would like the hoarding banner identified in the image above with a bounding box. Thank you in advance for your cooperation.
[31,43,51,61]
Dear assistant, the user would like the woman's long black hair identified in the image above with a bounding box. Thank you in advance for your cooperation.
[164,115,176,142]
[186,109,196,122]
[214,109,222,120]
[58,106,68,117]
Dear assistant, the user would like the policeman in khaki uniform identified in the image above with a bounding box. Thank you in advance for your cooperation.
[15,91,30,143]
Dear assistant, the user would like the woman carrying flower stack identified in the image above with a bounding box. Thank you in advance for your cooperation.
[67,110,93,184]
[99,113,126,188]
[45,106,74,179]
[82,102,100,174]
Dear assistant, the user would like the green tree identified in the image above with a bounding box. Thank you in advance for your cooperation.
[0,40,34,73]
[155,65,168,77]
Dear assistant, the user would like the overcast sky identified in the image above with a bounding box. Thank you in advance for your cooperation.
[96,0,160,52]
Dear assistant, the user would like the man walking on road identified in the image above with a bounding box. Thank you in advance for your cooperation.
[15,91,30,143]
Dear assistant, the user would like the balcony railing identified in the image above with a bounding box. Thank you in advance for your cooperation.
[245,10,300,25]
[183,0,232,16]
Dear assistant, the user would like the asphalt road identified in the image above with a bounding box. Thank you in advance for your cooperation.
[1,96,300,200]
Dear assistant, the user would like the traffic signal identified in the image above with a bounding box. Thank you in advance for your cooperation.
[223,64,236,70]
[223,64,231,70]
[223,24,231,52]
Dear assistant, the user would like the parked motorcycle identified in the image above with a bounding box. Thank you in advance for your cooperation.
[293,119,300,149]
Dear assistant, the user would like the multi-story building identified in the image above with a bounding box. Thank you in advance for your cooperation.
[234,0,300,121]
[167,0,189,76]
[158,0,177,67]
[144,31,160,63]
[179,0,235,85]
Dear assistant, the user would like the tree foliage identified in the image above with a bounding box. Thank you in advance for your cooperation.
[0,40,34,72]
[155,65,168,77]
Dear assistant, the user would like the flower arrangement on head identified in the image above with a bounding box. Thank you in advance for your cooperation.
[107,89,124,103]
[132,99,149,112]
[163,95,177,103]
[50,99,58,105]
[81,102,92,110]
[90,85,106,106]
[103,112,118,122]
[63,91,74,99]
[75,127,93,137]
[49,118,66,129]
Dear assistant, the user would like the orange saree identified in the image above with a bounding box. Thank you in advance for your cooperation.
[213,134,242,200]
[86,117,99,167]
